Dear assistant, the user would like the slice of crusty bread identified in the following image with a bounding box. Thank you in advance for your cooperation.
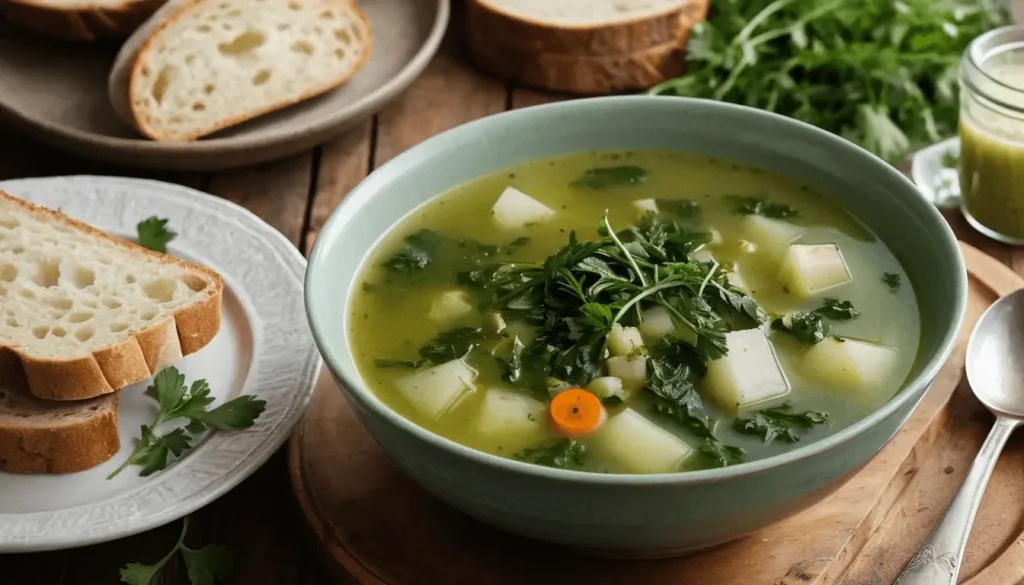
[468,0,697,55]
[127,0,372,142]
[0,190,223,401]
[0,0,167,42]
[468,33,689,95]
[0,351,119,473]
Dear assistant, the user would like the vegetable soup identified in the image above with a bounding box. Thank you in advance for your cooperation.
[349,150,920,474]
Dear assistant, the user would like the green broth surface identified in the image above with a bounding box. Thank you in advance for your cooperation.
[349,150,921,473]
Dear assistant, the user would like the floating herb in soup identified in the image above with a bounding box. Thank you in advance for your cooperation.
[350,151,921,474]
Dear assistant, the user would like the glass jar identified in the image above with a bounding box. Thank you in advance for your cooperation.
[959,25,1024,244]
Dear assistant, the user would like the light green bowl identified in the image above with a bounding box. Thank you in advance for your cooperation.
[305,96,967,556]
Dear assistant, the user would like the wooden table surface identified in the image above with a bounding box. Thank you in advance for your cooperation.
[1,14,1022,585]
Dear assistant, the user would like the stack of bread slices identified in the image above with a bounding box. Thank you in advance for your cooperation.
[466,0,709,94]
[0,191,223,474]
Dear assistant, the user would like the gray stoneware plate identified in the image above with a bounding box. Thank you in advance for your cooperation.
[0,0,448,171]
[0,176,320,552]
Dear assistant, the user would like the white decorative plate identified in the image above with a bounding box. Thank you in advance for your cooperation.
[911,136,961,209]
[0,176,320,552]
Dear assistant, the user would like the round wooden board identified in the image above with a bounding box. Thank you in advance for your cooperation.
[288,242,1024,585]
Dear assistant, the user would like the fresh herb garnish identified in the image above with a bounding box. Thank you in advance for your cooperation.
[120,517,233,585]
[883,272,902,292]
[374,358,429,369]
[571,166,648,190]
[384,229,445,274]
[418,326,486,363]
[137,216,176,253]
[107,367,266,479]
[941,151,960,169]
[772,298,860,344]
[734,403,830,443]
[657,199,701,220]
[648,0,1010,163]
[514,439,587,469]
[699,440,747,468]
[727,196,800,219]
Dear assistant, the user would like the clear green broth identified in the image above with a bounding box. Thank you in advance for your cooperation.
[349,150,921,473]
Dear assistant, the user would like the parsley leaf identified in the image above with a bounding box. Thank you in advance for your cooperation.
[384,229,445,274]
[514,439,586,469]
[120,517,234,585]
[772,298,860,344]
[418,327,486,363]
[137,217,176,253]
[374,358,429,369]
[571,166,648,189]
[734,403,830,443]
[883,272,902,291]
[815,298,861,320]
[108,367,266,479]
[699,440,747,468]
[727,196,800,219]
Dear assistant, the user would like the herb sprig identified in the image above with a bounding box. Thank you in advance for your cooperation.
[108,367,267,479]
[734,403,830,443]
[137,217,176,253]
[772,298,860,344]
[514,439,587,469]
[120,517,233,585]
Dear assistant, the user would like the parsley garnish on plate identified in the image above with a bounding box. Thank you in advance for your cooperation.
[734,403,830,443]
[107,367,267,479]
[120,517,233,585]
[137,216,176,253]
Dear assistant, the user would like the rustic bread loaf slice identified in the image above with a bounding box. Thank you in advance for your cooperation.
[127,0,372,141]
[0,355,119,474]
[0,190,222,401]
[467,33,689,95]
[0,0,166,42]
[467,0,703,56]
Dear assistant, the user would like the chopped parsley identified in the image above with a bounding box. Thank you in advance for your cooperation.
[571,166,648,190]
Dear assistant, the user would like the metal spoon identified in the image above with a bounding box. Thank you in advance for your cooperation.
[895,288,1024,585]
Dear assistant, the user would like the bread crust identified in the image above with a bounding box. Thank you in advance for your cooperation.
[468,33,690,95]
[1,0,167,42]
[0,190,223,401]
[128,0,374,142]
[468,0,704,55]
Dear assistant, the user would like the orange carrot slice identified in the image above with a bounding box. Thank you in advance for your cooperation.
[549,389,606,437]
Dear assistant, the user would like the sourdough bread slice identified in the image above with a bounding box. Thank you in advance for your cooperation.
[1,0,167,42]
[468,0,701,55]
[0,190,223,401]
[0,352,119,474]
[126,0,372,141]
[468,33,689,95]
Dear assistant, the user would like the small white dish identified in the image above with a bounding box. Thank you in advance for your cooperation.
[910,136,961,209]
[0,176,320,552]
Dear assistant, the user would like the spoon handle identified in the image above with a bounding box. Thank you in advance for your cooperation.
[894,416,1020,585]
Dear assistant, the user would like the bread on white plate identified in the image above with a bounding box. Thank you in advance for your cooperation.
[0,0,167,42]
[468,32,688,95]
[107,0,372,142]
[0,190,223,401]
[0,354,119,473]
[467,0,705,56]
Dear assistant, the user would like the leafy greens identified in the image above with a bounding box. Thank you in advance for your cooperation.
[734,403,830,443]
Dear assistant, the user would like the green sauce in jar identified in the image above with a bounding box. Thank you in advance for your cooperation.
[959,27,1024,244]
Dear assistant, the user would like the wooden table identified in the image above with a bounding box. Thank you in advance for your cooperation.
[1,16,1022,585]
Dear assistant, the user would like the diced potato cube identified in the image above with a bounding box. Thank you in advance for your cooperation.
[394,359,477,419]
[475,387,546,438]
[588,376,627,401]
[594,408,693,474]
[607,323,644,356]
[801,338,897,391]
[491,187,555,230]
[428,290,474,323]
[779,244,852,299]
[742,215,803,256]
[637,306,697,346]
[504,321,537,345]
[632,198,659,218]
[705,329,790,413]
[606,355,647,392]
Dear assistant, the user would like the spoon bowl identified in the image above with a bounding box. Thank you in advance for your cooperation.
[967,287,1024,417]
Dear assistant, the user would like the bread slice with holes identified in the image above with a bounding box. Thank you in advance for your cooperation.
[0,190,223,401]
[0,0,167,42]
[125,0,372,141]
[0,352,120,473]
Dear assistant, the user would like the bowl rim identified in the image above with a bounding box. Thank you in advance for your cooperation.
[305,95,968,486]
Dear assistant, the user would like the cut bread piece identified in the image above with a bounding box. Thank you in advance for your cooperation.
[467,31,688,95]
[128,0,372,141]
[1,0,166,42]
[467,0,708,56]
[0,191,223,401]
[0,353,119,473]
